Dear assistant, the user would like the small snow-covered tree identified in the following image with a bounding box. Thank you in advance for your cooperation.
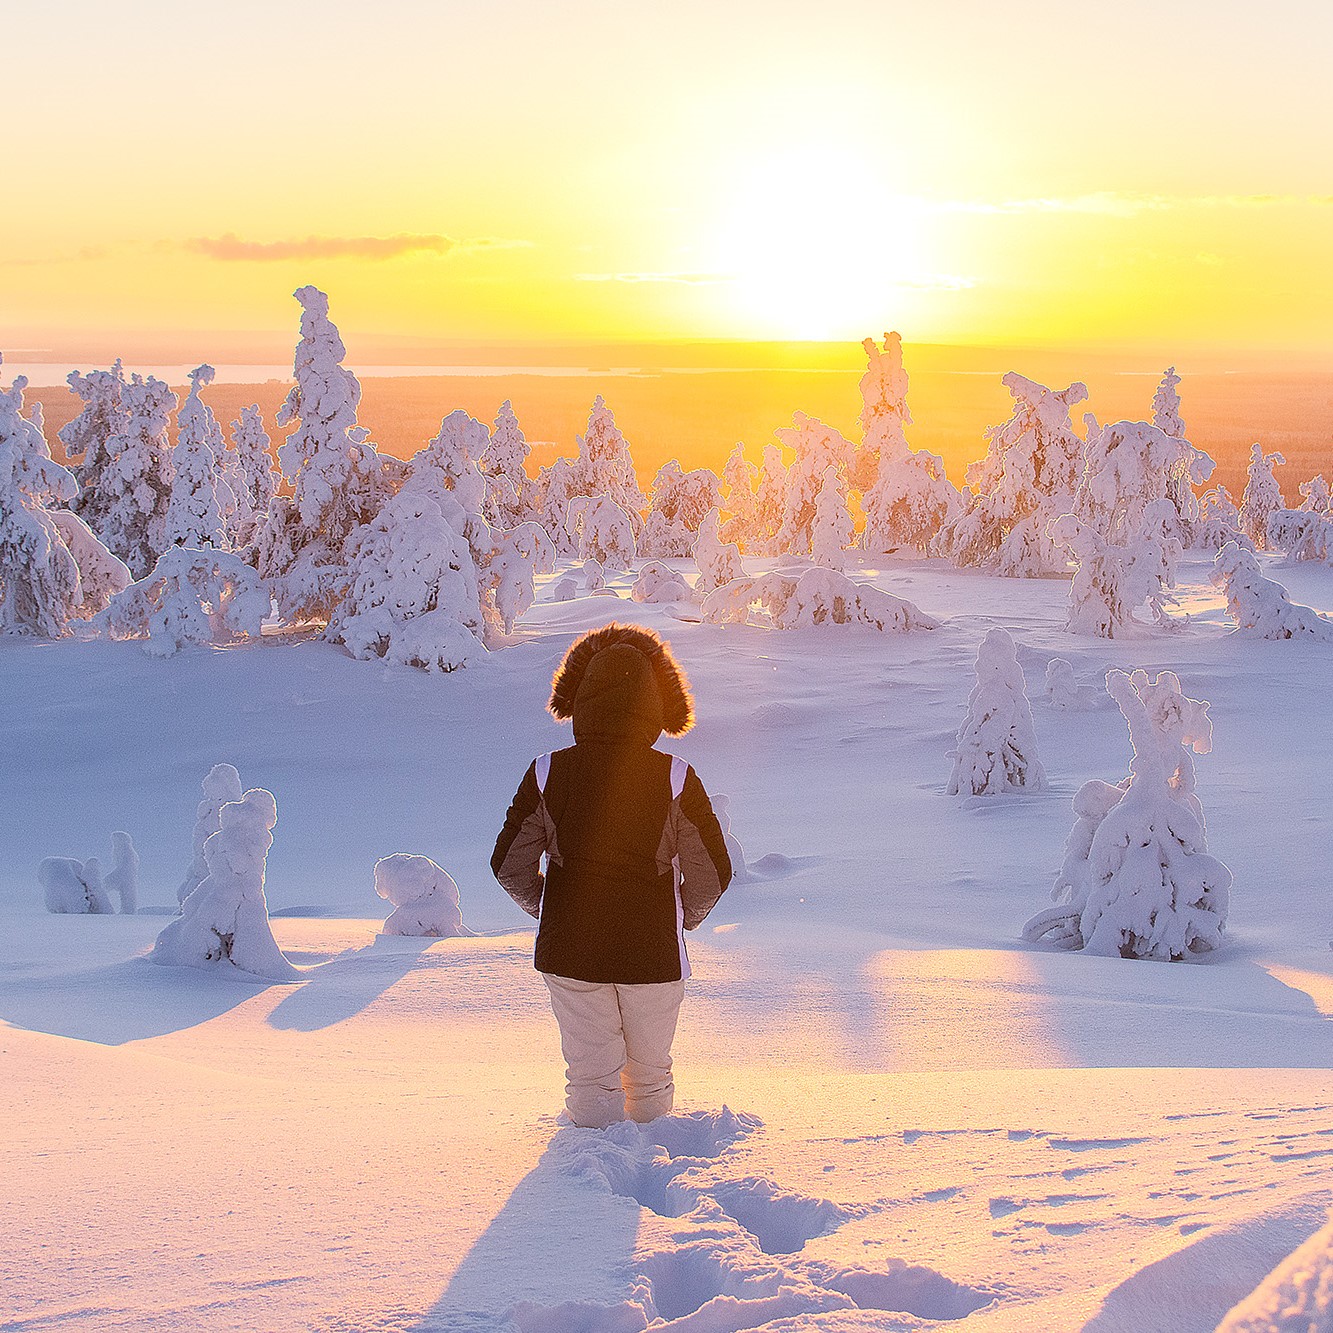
[774,413,855,556]
[935,374,1087,575]
[180,763,244,904]
[581,557,606,593]
[227,405,277,547]
[1266,508,1331,564]
[1298,474,1332,515]
[1194,483,1246,550]
[94,547,270,657]
[1023,669,1230,960]
[859,332,962,554]
[374,853,471,937]
[1152,366,1215,531]
[717,443,757,547]
[640,461,721,558]
[946,627,1045,795]
[703,565,938,633]
[480,399,531,529]
[1238,443,1287,549]
[1213,541,1333,640]
[104,831,139,914]
[550,574,577,602]
[533,456,582,558]
[165,365,228,551]
[152,787,300,981]
[256,286,393,623]
[631,561,693,604]
[693,507,744,595]
[1044,658,1079,708]
[486,524,547,634]
[40,856,113,914]
[565,492,636,569]
[810,466,853,568]
[1050,511,1177,638]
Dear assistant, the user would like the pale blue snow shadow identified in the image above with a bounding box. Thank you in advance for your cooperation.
[264,936,437,1032]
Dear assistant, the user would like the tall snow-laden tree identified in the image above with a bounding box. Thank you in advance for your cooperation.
[717,443,756,547]
[255,286,393,623]
[1238,443,1286,550]
[0,362,83,636]
[573,395,646,534]
[533,455,582,557]
[165,365,228,550]
[639,460,722,558]
[227,405,277,547]
[564,492,637,569]
[946,627,1046,795]
[1023,668,1230,960]
[1151,366,1215,531]
[774,413,855,556]
[480,399,531,529]
[935,374,1087,576]
[61,364,177,578]
[409,409,492,560]
[858,333,963,554]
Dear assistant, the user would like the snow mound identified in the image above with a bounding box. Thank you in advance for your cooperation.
[1217,1208,1333,1332]
[703,567,938,632]
[39,856,112,914]
[373,853,471,938]
[630,561,694,605]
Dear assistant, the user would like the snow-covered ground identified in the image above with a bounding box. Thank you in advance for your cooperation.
[3,552,1331,1332]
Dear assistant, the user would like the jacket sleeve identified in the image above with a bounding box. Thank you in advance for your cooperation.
[490,762,547,919]
[677,765,732,930]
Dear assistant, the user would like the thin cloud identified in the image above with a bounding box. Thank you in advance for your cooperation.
[186,233,532,262]
[930,192,1333,217]
[574,271,734,285]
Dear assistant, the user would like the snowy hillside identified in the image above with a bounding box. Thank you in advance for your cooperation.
[3,551,1332,1331]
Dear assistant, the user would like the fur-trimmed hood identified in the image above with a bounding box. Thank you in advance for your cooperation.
[549,623,694,744]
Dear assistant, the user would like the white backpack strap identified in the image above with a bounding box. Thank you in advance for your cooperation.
[669,755,688,801]
[534,752,552,794]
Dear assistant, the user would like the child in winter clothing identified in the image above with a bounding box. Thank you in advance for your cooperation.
[492,623,732,1129]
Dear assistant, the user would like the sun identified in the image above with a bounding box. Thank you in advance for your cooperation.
[710,143,941,341]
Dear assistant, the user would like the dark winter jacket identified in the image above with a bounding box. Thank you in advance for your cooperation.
[491,624,732,984]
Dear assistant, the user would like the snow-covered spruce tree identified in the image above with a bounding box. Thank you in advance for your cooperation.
[1194,483,1247,550]
[1049,506,1178,638]
[480,399,531,529]
[630,560,693,604]
[485,523,550,634]
[1298,474,1332,515]
[0,363,85,636]
[410,409,491,554]
[703,566,938,633]
[180,763,244,904]
[227,405,277,548]
[374,854,471,937]
[94,547,270,657]
[1023,668,1230,960]
[935,374,1088,575]
[1151,366,1216,532]
[639,460,722,559]
[164,365,228,550]
[49,509,131,617]
[327,486,489,672]
[773,413,855,556]
[40,856,113,914]
[946,627,1046,796]
[104,831,139,914]
[717,443,757,547]
[693,507,744,596]
[1044,658,1079,709]
[1213,540,1333,640]
[564,492,636,569]
[810,465,853,568]
[152,787,300,981]
[533,455,582,557]
[1266,508,1331,564]
[859,333,961,554]
[1237,443,1287,550]
[61,366,177,579]
[571,395,646,538]
[255,286,393,623]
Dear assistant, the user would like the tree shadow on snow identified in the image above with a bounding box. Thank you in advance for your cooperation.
[0,957,267,1045]
[264,935,439,1032]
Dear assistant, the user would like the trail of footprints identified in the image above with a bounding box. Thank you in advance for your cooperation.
[508,1100,1333,1331]
[509,1108,993,1331]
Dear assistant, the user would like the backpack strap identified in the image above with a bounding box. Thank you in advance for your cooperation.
[534,752,552,795]
[669,755,688,800]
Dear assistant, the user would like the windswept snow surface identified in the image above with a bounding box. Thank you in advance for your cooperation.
[2,550,1332,1332]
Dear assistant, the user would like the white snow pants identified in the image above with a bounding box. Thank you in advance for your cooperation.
[542,974,686,1129]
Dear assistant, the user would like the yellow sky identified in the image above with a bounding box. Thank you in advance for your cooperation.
[4,0,1332,355]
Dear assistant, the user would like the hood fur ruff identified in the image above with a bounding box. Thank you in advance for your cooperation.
[549,623,695,737]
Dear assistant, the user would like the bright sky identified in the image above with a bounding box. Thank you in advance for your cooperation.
[5,0,1332,353]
